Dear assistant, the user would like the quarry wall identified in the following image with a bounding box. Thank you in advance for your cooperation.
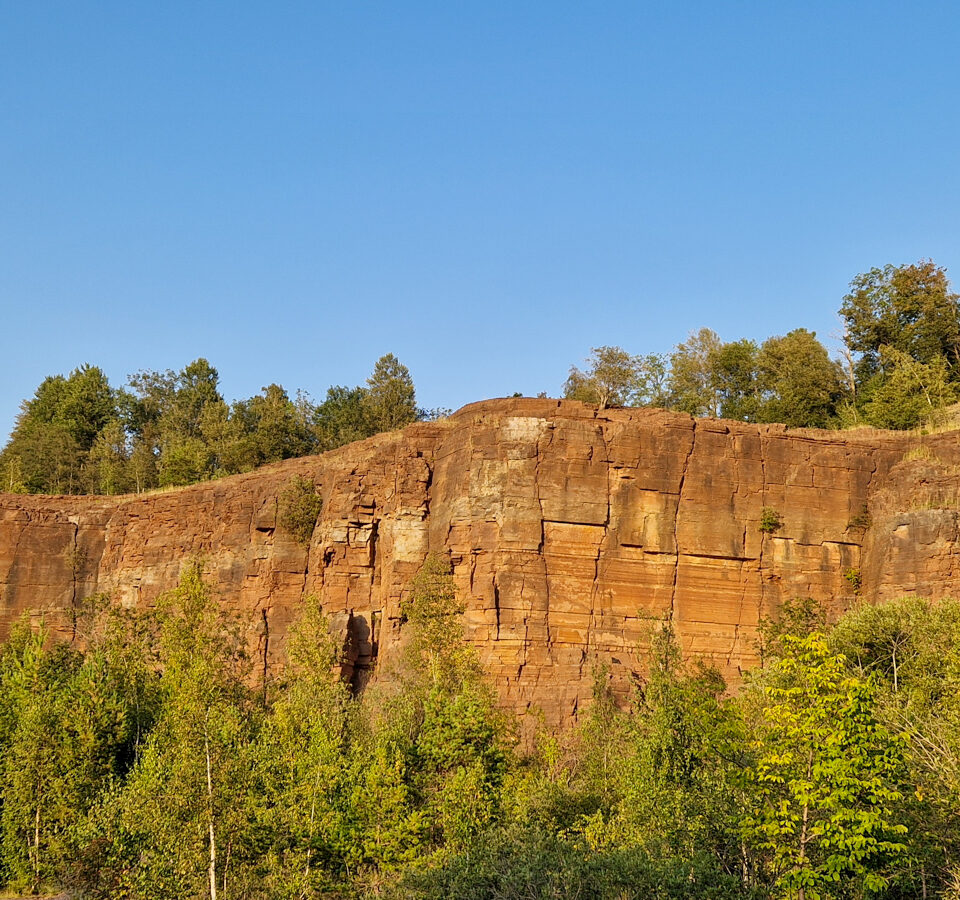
[2,398,958,728]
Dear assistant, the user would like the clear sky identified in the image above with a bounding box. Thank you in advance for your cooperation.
[3,2,960,440]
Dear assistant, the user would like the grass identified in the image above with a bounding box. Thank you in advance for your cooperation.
[901,445,935,463]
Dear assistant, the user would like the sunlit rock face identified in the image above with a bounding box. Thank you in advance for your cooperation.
[0,398,951,728]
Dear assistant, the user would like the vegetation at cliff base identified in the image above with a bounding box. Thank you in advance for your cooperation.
[0,563,958,898]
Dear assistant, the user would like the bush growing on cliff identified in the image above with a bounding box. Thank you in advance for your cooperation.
[277,475,323,546]
[758,507,782,534]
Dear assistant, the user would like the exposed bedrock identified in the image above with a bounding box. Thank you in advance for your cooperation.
[1,398,957,728]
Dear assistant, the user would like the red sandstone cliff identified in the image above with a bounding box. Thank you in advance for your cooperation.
[1,399,956,727]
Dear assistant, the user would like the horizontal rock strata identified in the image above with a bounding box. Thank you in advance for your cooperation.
[0,398,955,728]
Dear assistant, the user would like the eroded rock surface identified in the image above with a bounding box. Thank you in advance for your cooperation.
[0,399,955,727]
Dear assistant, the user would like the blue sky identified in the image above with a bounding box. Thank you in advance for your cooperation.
[2,2,960,439]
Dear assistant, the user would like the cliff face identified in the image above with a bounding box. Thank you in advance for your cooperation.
[1,399,957,727]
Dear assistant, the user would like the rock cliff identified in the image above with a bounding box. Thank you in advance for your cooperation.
[1,398,957,727]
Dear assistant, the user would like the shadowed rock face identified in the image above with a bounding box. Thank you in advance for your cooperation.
[0,398,956,728]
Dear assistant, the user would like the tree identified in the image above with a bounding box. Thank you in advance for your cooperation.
[75,565,256,900]
[277,475,323,546]
[583,624,744,874]
[0,421,80,494]
[0,365,120,494]
[563,346,641,410]
[840,260,960,383]
[124,359,227,488]
[229,384,316,466]
[365,354,418,433]
[245,596,351,895]
[86,420,132,494]
[861,348,957,429]
[634,353,671,408]
[744,634,908,899]
[312,385,374,451]
[831,598,960,892]
[0,615,142,895]
[754,329,844,428]
[667,329,723,417]
[711,339,761,421]
[54,365,118,452]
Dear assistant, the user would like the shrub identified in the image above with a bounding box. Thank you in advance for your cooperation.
[278,476,323,546]
[392,825,757,900]
[844,568,862,594]
[758,507,782,534]
[847,504,871,529]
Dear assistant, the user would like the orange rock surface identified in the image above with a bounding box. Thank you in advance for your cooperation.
[0,398,954,727]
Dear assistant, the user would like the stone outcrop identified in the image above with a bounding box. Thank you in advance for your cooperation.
[1,398,957,728]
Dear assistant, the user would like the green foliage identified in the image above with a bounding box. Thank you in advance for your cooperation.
[402,553,475,687]
[861,347,958,429]
[830,598,960,886]
[0,365,110,493]
[365,353,418,433]
[0,610,152,895]
[744,634,909,898]
[393,825,759,900]
[844,567,862,594]
[753,329,844,428]
[70,563,256,900]
[668,328,724,417]
[711,338,761,421]
[759,506,783,534]
[840,260,960,382]
[277,475,323,546]
[0,454,27,493]
[586,625,745,874]
[557,258,960,431]
[564,346,642,409]
[5,564,960,898]
[1,353,420,496]
[312,384,374,451]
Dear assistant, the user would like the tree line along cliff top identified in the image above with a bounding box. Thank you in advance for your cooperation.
[3,258,959,498]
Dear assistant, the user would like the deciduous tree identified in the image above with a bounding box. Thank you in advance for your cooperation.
[744,634,908,899]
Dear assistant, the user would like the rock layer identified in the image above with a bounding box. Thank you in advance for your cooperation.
[0,399,956,727]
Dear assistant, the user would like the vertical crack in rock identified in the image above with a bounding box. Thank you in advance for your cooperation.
[757,433,769,624]
[534,424,553,650]
[534,425,550,554]
[422,456,434,520]
[299,528,311,602]
[369,519,379,581]
[261,608,270,702]
[590,418,613,656]
[69,521,80,641]
[670,421,697,622]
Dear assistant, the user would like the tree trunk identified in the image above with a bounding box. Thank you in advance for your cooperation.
[205,727,218,900]
[33,799,41,891]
